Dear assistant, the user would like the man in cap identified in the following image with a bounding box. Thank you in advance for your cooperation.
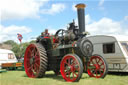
[41,29,50,37]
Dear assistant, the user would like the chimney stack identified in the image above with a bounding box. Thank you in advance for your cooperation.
[75,4,86,34]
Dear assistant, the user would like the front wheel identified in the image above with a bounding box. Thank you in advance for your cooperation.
[60,54,83,82]
[87,54,108,78]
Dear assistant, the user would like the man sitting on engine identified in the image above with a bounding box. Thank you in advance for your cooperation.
[36,29,50,42]
[41,29,50,38]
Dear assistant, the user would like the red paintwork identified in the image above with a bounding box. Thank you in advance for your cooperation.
[72,41,76,47]
[53,37,59,43]
[44,37,50,39]
[87,56,105,78]
[60,55,80,82]
[24,44,40,78]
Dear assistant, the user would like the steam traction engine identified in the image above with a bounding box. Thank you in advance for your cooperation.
[24,4,108,82]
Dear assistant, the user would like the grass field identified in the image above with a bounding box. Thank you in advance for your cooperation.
[0,71,128,85]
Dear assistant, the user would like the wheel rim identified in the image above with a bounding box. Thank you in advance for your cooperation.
[87,56,105,78]
[24,44,40,78]
[60,55,80,82]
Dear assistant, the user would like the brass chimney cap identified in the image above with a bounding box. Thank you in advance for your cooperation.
[75,4,86,9]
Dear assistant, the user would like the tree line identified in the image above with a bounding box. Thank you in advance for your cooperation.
[3,40,36,59]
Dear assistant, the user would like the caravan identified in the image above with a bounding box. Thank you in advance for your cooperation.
[87,35,128,72]
[0,49,18,69]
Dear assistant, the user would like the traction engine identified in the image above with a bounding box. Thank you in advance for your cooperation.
[24,3,108,82]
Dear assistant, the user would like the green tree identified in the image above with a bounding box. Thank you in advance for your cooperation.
[3,40,36,58]
[12,42,30,58]
[30,40,36,43]
[12,44,20,58]
[20,42,30,57]
[3,40,17,46]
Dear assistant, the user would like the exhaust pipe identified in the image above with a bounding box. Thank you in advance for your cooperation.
[75,4,86,34]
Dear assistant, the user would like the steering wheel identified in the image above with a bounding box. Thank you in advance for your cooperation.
[55,29,66,37]
[55,29,66,43]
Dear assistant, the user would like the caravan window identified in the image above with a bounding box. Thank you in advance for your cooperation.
[8,53,14,59]
[103,43,115,54]
[121,42,128,56]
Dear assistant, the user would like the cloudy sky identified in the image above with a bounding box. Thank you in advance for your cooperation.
[0,0,128,43]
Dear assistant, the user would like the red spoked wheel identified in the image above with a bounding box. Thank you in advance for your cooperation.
[24,43,48,78]
[87,54,108,78]
[60,54,83,82]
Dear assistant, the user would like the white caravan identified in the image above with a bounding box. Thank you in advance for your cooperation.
[0,49,18,69]
[87,35,128,72]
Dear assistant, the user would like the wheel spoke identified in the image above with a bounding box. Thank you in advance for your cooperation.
[93,69,97,74]
[35,58,40,62]
[34,65,36,72]
[91,60,95,65]
[63,66,67,70]
[100,68,104,71]
[96,58,100,64]
[71,59,75,66]
[75,66,79,71]
[32,73,34,77]
[34,47,38,57]
[65,71,69,75]
[64,61,70,66]
[31,49,34,57]
[94,58,97,64]
[28,50,33,58]
[35,52,38,58]
[72,72,74,78]
[97,59,101,63]
[87,55,107,78]
[68,72,71,79]
[98,69,102,74]
[34,64,39,72]
[65,70,71,75]
[33,47,36,54]
[100,63,104,66]
[73,72,78,77]
[28,64,33,71]
[34,63,39,67]
[71,61,77,67]
[60,55,82,82]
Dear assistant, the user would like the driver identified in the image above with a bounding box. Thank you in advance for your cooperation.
[36,29,50,42]
[42,29,50,37]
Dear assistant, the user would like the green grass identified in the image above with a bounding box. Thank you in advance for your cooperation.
[0,71,128,85]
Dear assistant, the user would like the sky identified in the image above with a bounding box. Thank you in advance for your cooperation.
[0,0,128,43]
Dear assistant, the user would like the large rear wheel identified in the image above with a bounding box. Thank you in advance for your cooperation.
[60,54,83,82]
[87,54,108,78]
[24,43,48,78]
